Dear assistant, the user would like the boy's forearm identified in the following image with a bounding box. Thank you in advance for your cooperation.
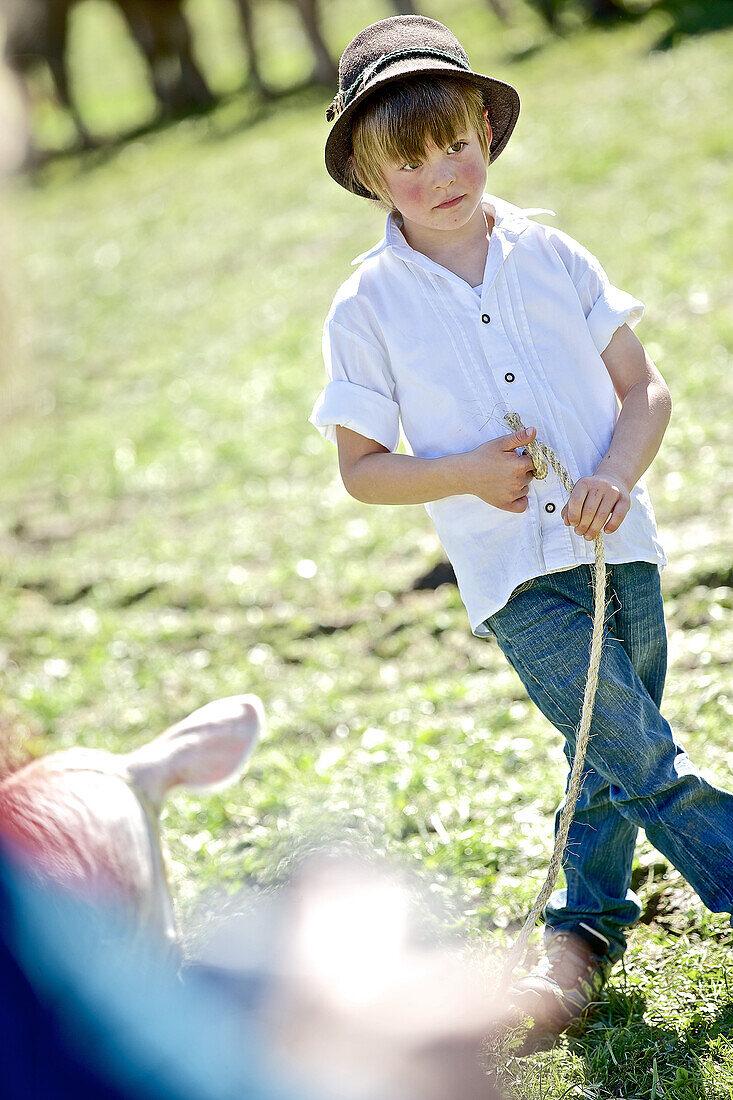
[596,377,672,490]
[345,450,469,505]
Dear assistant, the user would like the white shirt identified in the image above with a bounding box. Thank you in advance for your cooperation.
[310,194,666,635]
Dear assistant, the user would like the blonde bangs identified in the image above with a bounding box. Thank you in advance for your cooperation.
[349,77,490,209]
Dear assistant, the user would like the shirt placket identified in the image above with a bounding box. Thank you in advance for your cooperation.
[478,230,577,570]
[497,261,583,569]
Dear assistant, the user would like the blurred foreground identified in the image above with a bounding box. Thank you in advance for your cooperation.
[0,696,510,1100]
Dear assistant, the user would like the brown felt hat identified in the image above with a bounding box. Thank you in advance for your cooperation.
[325,15,520,199]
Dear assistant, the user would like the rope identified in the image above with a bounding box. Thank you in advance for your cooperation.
[499,412,608,987]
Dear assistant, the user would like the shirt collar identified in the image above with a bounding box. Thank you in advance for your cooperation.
[350,195,554,267]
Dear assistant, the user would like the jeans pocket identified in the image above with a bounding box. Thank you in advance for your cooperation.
[479,578,537,637]
[509,577,537,601]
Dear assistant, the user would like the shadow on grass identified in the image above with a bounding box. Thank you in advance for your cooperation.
[28,0,732,178]
[506,0,733,63]
[198,81,327,146]
[27,81,327,183]
[27,98,222,181]
[566,986,733,1097]
[650,0,733,50]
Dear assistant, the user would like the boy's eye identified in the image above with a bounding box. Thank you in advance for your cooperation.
[401,161,421,172]
[449,141,467,153]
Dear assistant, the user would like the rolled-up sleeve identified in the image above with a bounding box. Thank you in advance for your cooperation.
[309,319,401,451]
[547,228,644,354]
[579,259,644,354]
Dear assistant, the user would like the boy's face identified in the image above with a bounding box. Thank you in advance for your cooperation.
[380,115,492,238]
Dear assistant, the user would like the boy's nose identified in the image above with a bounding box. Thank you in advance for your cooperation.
[434,160,457,188]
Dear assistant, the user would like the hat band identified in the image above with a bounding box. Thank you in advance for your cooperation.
[326,47,470,122]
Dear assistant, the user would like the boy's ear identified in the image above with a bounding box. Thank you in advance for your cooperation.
[483,108,493,147]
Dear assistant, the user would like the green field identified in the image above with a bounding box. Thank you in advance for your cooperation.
[2,0,733,1094]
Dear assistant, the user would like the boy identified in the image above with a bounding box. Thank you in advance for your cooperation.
[310,14,733,1034]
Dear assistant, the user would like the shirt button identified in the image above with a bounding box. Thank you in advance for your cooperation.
[545,502,556,513]
[504,372,515,383]
[481,313,490,324]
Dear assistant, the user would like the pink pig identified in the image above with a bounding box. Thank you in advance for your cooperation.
[0,694,262,948]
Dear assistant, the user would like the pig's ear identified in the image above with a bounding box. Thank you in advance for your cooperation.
[126,695,263,805]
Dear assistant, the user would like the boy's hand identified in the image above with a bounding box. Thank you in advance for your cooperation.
[562,472,630,540]
[459,427,537,512]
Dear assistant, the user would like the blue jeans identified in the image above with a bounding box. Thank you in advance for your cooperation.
[482,562,733,962]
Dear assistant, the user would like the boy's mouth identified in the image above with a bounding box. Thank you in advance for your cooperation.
[434,195,464,210]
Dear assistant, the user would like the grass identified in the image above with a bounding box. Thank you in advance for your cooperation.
[2,0,733,1095]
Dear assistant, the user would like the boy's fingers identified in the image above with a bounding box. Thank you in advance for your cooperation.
[564,485,587,528]
[564,482,608,536]
[584,502,612,541]
[564,480,630,537]
[576,489,606,537]
[604,497,630,534]
[503,426,536,451]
